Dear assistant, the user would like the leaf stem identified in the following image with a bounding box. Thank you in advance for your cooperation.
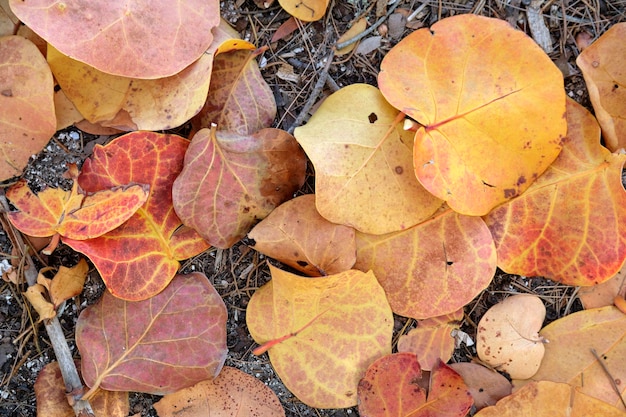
[253,309,330,355]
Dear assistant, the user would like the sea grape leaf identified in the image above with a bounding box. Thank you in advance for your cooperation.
[173,127,306,249]
[397,309,462,371]
[477,295,547,380]
[513,306,626,410]
[278,0,328,21]
[193,47,276,136]
[355,207,496,319]
[378,14,566,215]
[153,367,285,417]
[476,381,626,417]
[248,194,356,276]
[64,132,210,301]
[576,23,626,152]
[7,164,149,242]
[358,354,473,417]
[0,1,18,36]
[294,84,443,235]
[9,0,220,79]
[54,87,84,130]
[484,99,626,286]
[76,272,227,395]
[37,259,88,309]
[0,35,56,180]
[23,284,56,322]
[449,362,512,410]
[579,264,626,309]
[246,265,393,408]
[35,361,129,417]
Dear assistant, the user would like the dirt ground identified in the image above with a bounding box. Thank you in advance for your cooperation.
[1,0,625,416]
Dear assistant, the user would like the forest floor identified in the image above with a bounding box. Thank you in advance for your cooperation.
[1,0,625,416]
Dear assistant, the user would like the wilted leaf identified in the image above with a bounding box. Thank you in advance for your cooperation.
[7,165,149,250]
[579,264,626,309]
[246,265,393,408]
[64,132,210,301]
[76,273,227,395]
[355,207,496,319]
[0,35,56,180]
[153,367,285,417]
[477,295,546,380]
[193,47,275,136]
[248,194,356,276]
[10,0,220,79]
[378,14,566,215]
[295,84,443,234]
[513,306,626,409]
[449,362,512,410]
[37,259,88,309]
[173,127,306,249]
[23,284,56,322]
[278,0,328,21]
[484,99,626,286]
[576,23,626,152]
[335,18,367,56]
[35,361,129,417]
[358,354,473,417]
[397,309,462,371]
[476,381,626,417]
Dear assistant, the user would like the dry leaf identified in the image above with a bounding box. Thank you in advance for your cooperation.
[23,284,56,322]
[335,18,367,56]
[449,362,512,410]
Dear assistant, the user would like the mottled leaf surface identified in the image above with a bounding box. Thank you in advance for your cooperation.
[378,14,566,215]
[76,273,227,395]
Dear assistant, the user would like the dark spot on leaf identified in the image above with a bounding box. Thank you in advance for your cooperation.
[1,89,12,97]
[612,84,619,92]
[516,176,526,186]
[479,388,484,392]
[54,84,61,92]
[395,166,403,174]
[446,261,453,266]
[504,188,517,198]
[296,260,308,267]
[368,112,378,123]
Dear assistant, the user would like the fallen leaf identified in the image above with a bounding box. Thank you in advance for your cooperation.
[449,362,512,410]
[173,126,306,249]
[64,132,210,301]
[513,306,626,410]
[37,259,88,309]
[355,207,496,319]
[153,367,285,417]
[0,35,56,180]
[35,361,129,417]
[576,22,626,151]
[54,87,84,130]
[484,99,626,286]
[10,0,220,78]
[248,194,356,276]
[476,381,626,417]
[246,265,393,408]
[335,18,367,56]
[358,354,473,417]
[295,83,443,235]
[579,264,626,309]
[271,16,298,43]
[193,47,275,136]
[477,294,546,379]
[0,1,18,36]
[76,273,227,395]
[378,14,566,215]
[23,284,56,322]
[278,0,328,21]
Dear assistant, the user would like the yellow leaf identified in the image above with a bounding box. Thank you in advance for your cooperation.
[23,284,56,322]
[46,259,89,309]
[278,0,329,21]
[335,18,367,56]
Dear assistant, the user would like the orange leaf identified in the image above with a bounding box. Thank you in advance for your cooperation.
[76,273,227,395]
[246,265,393,408]
[355,207,496,319]
[513,306,626,410]
[335,18,367,56]
[271,16,298,43]
[173,127,306,249]
[576,23,626,152]
[248,194,356,276]
[9,0,220,78]
[476,381,626,417]
[35,361,129,417]
[378,14,566,215]
[484,99,626,286]
[153,367,285,417]
[0,35,56,180]
[23,284,56,322]
[449,362,512,410]
[64,132,210,301]
[7,165,149,242]
[278,0,328,21]
[40,259,88,309]
[294,84,443,234]
[358,354,473,417]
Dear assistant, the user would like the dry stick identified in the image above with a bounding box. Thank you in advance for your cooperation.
[590,348,626,410]
[335,0,401,50]
[0,193,95,417]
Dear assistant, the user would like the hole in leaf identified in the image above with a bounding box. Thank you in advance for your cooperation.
[368,112,378,123]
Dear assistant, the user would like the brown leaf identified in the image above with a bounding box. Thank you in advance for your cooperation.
[449,362,512,410]
[579,264,626,309]
[23,284,56,322]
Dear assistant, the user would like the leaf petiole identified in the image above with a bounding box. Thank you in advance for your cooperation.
[253,309,330,355]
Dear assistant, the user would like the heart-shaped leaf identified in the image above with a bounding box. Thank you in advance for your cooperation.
[477,295,547,379]
[484,99,626,286]
[173,127,306,249]
[76,273,227,395]
[246,265,393,408]
[294,84,443,234]
[64,132,210,301]
[378,14,566,215]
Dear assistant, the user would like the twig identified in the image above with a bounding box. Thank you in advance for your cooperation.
[0,192,95,417]
[590,348,626,409]
[335,0,401,50]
